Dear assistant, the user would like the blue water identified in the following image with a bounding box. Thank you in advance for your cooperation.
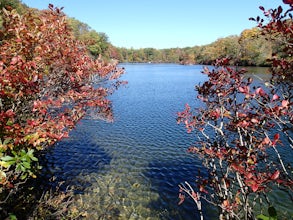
[42,64,290,219]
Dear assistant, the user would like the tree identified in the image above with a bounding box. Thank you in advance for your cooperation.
[67,17,111,58]
[0,4,124,199]
[210,36,240,63]
[238,28,272,66]
[177,2,292,219]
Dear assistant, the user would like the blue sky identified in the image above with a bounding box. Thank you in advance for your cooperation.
[21,0,283,49]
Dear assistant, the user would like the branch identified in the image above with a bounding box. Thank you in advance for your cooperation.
[179,181,204,220]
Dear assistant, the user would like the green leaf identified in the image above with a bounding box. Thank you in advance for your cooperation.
[20,150,26,157]
[30,156,38,162]
[20,173,28,180]
[6,160,17,166]
[22,161,31,169]
[27,149,38,161]
[23,134,33,141]
[0,161,10,168]
[8,213,17,220]
[6,120,13,126]
[11,151,18,157]
[257,207,278,220]
[27,149,34,155]
[20,165,26,172]
[257,214,270,220]
[1,156,15,161]
[20,154,28,161]
[16,164,26,172]
[3,138,12,145]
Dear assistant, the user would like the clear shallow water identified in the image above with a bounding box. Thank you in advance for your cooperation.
[41,64,290,219]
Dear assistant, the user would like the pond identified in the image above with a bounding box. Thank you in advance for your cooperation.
[41,64,289,219]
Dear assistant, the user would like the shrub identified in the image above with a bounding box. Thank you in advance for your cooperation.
[177,2,292,219]
[0,4,124,199]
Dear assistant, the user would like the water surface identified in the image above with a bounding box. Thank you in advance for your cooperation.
[42,64,290,219]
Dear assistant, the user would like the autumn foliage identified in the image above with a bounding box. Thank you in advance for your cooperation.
[178,2,292,220]
[0,5,124,193]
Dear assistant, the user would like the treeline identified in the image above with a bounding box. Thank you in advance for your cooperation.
[2,0,290,66]
[115,28,286,66]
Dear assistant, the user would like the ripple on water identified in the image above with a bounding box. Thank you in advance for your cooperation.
[41,64,292,219]
[43,104,206,217]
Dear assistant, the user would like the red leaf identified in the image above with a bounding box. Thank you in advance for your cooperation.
[283,0,293,4]
[204,148,214,156]
[281,100,289,108]
[251,118,259,124]
[238,113,247,118]
[223,200,230,208]
[10,57,19,65]
[238,86,249,94]
[251,184,259,192]
[274,133,280,141]
[272,94,279,101]
[255,87,266,96]
[199,185,208,194]
[5,109,15,117]
[32,74,38,82]
[239,120,249,128]
[178,193,185,205]
[271,170,280,180]
[262,137,271,145]
[246,172,253,179]
[238,87,245,93]
[277,6,283,15]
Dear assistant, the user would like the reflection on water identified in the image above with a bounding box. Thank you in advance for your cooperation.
[42,64,290,219]
[244,66,271,82]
